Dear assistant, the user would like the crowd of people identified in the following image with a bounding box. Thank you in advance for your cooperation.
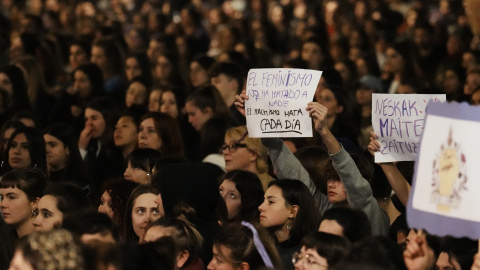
[1,0,480,269]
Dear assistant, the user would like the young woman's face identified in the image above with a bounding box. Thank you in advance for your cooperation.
[185,101,212,131]
[294,246,329,270]
[138,118,162,151]
[125,57,142,82]
[301,42,323,69]
[326,179,347,203]
[98,190,114,219]
[316,89,342,118]
[0,187,34,228]
[208,245,241,270]
[91,45,108,72]
[160,91,179,119]
[385,47,404,74]
[124,161,149,184]
[69,44,88,71]
[131,193,161,240]
[258,185,293,228]
[443,70,461,94]
[148,90,162,112]
[8,133,32,169]
[73,70,92,98]
[114,116,138,148]
[0,72,13,97]
[219,179,242,220]
[154,55,172,81]
[125,81,148,108]
[33,195,63,232]
[85,108,106,139]
[44,134,69,171]
[190,61,209,87]
[223,135,256,172]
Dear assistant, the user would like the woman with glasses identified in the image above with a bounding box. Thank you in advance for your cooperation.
[223,125,273,191]
[292,232,351,270]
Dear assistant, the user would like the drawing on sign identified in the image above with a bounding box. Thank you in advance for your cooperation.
[430,127,467,212]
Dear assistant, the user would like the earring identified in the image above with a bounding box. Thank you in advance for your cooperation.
[286,220,293,231]
[33,161,38,168]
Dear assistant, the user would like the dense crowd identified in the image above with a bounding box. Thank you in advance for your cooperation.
[1,0,480,269]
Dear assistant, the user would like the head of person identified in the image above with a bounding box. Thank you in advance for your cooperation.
[153,52,180,85]
[258,179,320,244]
[294,146,329,195]
[385,41,413,76]
[209,62,244,102]
[144,217,204,269]
[3,126,47,174]
[98,179,139,238]
[464,68,480,96]
[223,126,268,174]
[125,52,152,83]
[0,65,31,111]
[0,120,25,154]
[138,112,184,158]
[72,63,105,99]
[219,170,264,223]
[125,76,151,108]
[91,37,124,77]
[301,37,328,70]
[124,184,161,243]
[85,97,120,143]
[43,123,82,172]
[69,39,91,71]
[114,105,146,154]
[190,55,215,88]
[185,85,230,131]
[9,229,85,270]
[0,168,49,237]
[316,85,348,120]
[437,237,477,270]
[62,210,120,245]
[355,75,382,106]
[33,182,91,232]
[443,66,466,96]
[293,232,351,270]
[160,88,186,120]
[148,88,162,112]
[11,111,41,129]
[208,222,282,270]
[318,206,371,243]
[124,148,162,184]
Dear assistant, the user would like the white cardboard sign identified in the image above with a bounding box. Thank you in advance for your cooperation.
[245,68,322,138]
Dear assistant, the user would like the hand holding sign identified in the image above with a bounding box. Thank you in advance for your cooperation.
[234,90,249,117]
[306,102,328,134]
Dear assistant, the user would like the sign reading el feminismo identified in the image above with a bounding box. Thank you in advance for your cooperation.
[245,68,322,138]
[372,94,446,162]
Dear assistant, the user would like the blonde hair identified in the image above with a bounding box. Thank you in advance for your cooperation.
[17,229,85,270]
[225,126,268,174]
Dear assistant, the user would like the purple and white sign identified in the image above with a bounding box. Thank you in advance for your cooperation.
[372,94,446,162]
[407,102,480,239]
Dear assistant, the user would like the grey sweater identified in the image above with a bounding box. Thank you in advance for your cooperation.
[262,137,389,236]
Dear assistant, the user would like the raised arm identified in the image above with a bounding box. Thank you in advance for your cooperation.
[307,102,389,236]
[368,131,412,206]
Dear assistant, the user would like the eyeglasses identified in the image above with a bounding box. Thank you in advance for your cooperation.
[222,142,247,153]
[222,130,249,153]
[292,252,327,268]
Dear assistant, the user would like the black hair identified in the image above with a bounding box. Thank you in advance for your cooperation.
[267,179,320,244]
[125,148,162,175]
[86,97,121,144]
[43,182,91,217]
[2,126,47,174]
[222,170,264,223]
[301,232,351,268]
[320,206,371,243]
[209,62,244,93]
[0,168,49,202]
[62,210,120,243]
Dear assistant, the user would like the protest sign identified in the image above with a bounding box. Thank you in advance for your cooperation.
[372,94,446,162]
[407,102,480,239]
[245,68,322,138]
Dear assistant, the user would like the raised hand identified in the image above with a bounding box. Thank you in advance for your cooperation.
[78,126,94,150]
[234,90,249,117]
[306,102,328,134]
[403,230,436,270]
[367,130,381,157]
